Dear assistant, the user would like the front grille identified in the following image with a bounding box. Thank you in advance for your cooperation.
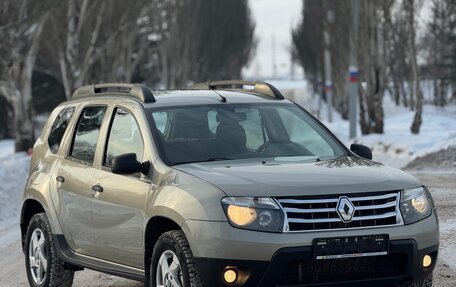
[278,254,407,286]
[277,192,402,232]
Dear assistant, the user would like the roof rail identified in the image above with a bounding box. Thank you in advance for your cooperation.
[71,83,155,103]
[188,80,285,100]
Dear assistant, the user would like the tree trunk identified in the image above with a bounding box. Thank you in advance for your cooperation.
[407,0,422,134]
[13,19,47,151]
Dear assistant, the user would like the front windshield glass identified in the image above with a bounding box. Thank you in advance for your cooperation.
[149,104,345,165]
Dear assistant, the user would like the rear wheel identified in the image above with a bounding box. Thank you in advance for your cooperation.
[25,213,74,287]
[150,230,204,287]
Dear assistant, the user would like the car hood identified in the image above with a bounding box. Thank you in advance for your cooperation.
[173,156,422,197]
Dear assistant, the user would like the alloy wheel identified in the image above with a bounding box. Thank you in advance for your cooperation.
[29,228,48,285]
[156,250,184,287]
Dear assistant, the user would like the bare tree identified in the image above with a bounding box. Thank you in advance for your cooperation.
[158,0,255,88]
[88,0,155,83]
[192,0,256,82]
[50,0,118,99]
[406,0,423,134]
[0,0,52,151]
[422,0,455,106]
[292,1,325,109]
[358,0,392,134]
[388,8,410,108]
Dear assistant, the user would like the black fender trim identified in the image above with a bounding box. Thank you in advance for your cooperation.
[53,235,145,282]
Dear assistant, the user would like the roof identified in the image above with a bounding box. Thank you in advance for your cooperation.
[66,81,290,108]
[144,89,290,108]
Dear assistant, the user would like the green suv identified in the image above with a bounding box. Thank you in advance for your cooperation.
[21,81,438,287]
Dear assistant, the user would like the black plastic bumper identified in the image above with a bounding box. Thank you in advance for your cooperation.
[193,240,438,287]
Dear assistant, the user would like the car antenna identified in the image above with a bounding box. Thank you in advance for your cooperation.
[208,81,227,102]
[212,89,227,102]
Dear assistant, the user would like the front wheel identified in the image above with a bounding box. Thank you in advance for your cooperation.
[25,213,74,287]
[150,230,204,287]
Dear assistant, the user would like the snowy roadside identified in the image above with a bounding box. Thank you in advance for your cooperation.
[0,140,30,235]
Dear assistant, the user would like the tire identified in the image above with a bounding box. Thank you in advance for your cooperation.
[150,230,204,287]
[25,213,74,287]
[404,273,433,287]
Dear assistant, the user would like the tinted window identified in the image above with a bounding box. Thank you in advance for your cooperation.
[104,108,144,167]
[70,106,107,164]
[48,107,75,153]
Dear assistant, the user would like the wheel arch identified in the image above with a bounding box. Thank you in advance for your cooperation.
[144,215,181,280]
[20,199,46,251]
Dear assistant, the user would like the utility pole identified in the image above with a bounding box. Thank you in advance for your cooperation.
[323,7,334,123]
[348,0,359,139]
[272,34,278,79]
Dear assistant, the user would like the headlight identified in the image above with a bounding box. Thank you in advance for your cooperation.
[222,197,284,232]
[400,187,433,224]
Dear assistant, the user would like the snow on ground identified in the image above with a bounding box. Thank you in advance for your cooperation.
[0,140,30,237]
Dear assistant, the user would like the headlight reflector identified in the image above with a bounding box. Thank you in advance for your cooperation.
[222,197,284,232]
[226,205,257,226]
[400,187,432,224]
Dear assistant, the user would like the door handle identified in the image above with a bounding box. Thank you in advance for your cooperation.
[56,176,65,183]
[91,185,104,193]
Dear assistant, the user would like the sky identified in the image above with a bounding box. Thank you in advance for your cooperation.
[243,0,304,80]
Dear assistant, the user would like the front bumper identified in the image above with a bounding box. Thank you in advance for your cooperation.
[182,212,439,286]
[194,240,438,287]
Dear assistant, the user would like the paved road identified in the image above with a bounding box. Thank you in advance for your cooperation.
[0,170,454,287]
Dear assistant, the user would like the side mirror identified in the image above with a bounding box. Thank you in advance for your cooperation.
[350,144,372,160]
[111,153,150,175]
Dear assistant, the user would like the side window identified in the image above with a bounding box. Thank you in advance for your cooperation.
[70,106,107,164]
[104,108,144,167]
[48,107,75,153]
[152,112,169,134]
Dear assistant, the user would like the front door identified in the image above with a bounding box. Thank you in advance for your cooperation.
[91,107,149,268]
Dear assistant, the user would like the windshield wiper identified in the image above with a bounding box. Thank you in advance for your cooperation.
[173,157,232,166]
[205,157,231,162]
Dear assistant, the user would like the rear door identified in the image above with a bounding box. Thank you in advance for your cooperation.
[91,106,150,268]
[53,105,108,255]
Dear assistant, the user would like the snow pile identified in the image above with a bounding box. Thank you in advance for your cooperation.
[0,140,30,229]
[405,146,456,171]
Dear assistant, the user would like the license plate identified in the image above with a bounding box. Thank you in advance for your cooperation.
[313,234,389,260]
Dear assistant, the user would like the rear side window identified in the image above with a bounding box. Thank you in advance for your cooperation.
[70,106,107,164]
[48,107,75,153]
[104,108,144,167]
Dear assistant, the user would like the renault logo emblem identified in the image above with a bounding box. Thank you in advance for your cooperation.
[336,197,355,222]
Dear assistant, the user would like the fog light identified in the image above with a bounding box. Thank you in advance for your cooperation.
[224,269,238,284]
[423,255,432,268]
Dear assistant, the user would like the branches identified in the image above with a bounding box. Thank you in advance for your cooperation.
[0,0,257,146]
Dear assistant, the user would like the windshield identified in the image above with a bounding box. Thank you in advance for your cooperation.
[149,103,345,165]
